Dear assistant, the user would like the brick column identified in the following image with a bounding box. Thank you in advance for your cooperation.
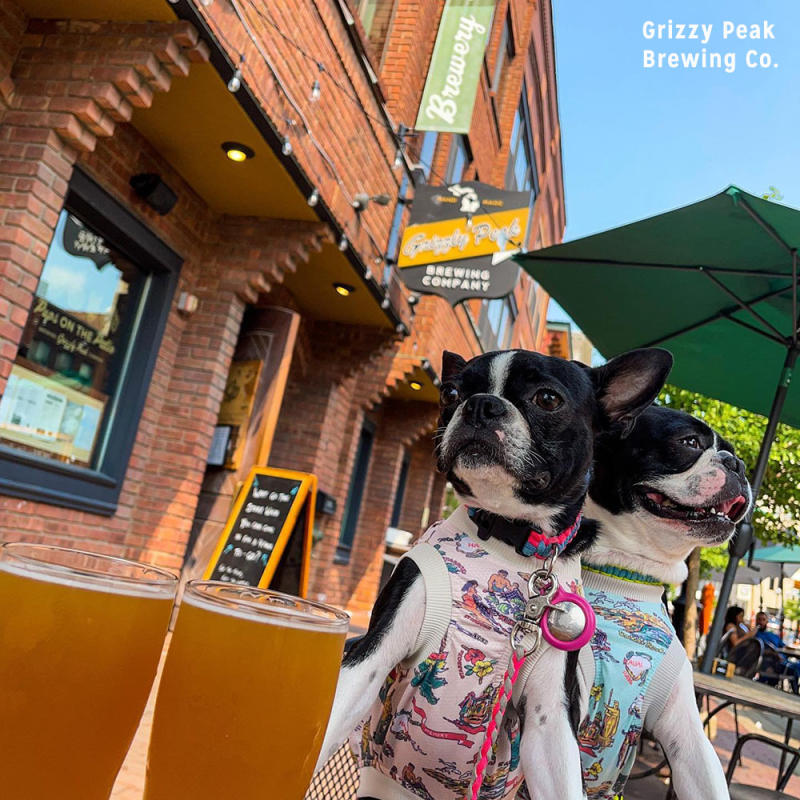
[0,16,207,389]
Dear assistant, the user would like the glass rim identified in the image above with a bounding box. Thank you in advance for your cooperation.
[0,541,179,593]
[184,580,350,629]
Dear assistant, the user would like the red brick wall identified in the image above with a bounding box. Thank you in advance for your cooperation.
[0,11,332,569]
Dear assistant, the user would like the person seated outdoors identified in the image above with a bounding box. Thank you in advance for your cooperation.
[723,605,757,649]
[754,611,800,693]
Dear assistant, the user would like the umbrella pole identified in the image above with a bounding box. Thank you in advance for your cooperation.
[701,346,800,672]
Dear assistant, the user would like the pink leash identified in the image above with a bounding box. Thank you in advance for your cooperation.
[466,548,596,800]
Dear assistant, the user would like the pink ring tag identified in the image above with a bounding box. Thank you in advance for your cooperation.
[540,587,596,651]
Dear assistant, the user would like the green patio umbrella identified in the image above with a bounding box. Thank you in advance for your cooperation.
[752,544,800,636]
[515,186,800,672]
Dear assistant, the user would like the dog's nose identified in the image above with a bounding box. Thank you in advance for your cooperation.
[719,450,745,476]
[463,394,507,426]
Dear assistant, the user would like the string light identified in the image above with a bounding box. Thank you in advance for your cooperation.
[307,188,319,207]
[198,0,214,6]
[281,137,292,155]
[310,79,321,102]
[227,54,244,92]
[338,235,348,251]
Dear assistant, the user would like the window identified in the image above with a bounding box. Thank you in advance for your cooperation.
[492,17,514,92]
[505,95,539,198]
[390,450,410,528]
[0,168,181,514]
[385,174,409,277]
[477,296,517,351]
[356,0,394,58]
[445,135,470,183]
[417,130,438,180]
[336,420,376,562]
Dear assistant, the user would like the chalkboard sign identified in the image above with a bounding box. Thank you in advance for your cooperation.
[203,467,317,596]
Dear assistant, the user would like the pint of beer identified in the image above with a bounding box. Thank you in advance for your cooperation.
[0,542,177,800]
[144,582,349,800]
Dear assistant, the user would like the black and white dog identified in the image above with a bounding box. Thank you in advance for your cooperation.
[316,347,672,800]
[573,405,752,799]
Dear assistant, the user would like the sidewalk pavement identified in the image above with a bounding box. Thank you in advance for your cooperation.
[113,637,800,799]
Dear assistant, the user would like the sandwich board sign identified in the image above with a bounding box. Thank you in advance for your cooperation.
[204,467,317,597]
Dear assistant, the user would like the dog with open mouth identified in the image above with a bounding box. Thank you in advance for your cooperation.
[315,347,672,800]
[571,405,752,799]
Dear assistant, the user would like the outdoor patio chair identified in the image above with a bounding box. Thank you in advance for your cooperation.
[726,733,800,799]
[758,643,799,694]
[729,638,765,679]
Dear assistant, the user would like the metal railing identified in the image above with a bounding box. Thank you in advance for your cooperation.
[305,743,359,800]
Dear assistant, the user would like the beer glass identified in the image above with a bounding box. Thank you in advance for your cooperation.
[0,542,177,799]
[144,582,349,800]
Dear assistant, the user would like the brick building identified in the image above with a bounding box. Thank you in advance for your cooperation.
[0,0,565,620]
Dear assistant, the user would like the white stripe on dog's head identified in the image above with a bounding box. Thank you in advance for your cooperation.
[489,351,515,397]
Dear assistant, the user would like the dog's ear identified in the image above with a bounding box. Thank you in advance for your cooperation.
[441,350,468,383]
[590,348,673,436]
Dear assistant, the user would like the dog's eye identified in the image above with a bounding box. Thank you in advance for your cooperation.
[440,384,460,406]
[533,389,563,411]
[680,435,702,449]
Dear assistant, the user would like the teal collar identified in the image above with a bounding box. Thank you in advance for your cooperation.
[582,562,663,586]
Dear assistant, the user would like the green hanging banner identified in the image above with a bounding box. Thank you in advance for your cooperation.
[415,0,495,134]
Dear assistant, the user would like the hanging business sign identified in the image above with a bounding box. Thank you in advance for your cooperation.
[415,0,495,133]
[62,214,113,270]
[397,181,531,305]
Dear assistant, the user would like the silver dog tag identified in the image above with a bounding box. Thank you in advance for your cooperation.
[546,601,588,642]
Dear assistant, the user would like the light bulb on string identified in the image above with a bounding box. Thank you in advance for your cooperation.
[338,235,348,251]
[281,138,292,156]
[198,0,214,6]
[307,189,319,207]
[310,80,321,102]
[227,68,241,93]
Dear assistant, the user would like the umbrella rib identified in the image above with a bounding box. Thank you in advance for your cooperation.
[725,314,788,346]
[736,194,795,255]
[639,281,796,347]
[522,254,790,279]
[793,250,798,346]
[700,268,788,342]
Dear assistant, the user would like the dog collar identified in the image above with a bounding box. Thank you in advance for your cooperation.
[582,562,662,586]
[467,508,583,560]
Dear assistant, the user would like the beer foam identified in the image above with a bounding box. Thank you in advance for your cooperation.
[0,559,177,599]
[183,590,349,633]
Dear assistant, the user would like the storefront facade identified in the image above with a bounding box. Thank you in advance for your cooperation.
[0,0,564,621]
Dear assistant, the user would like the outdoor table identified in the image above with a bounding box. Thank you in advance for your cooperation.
[693,671,800,790]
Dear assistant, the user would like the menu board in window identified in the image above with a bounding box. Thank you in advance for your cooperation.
[203,467,318,596]
[0,210,143,467]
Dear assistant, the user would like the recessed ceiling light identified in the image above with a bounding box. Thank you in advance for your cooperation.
[409,380,423,391]
[222,142,254,162]
[333,283,356,297]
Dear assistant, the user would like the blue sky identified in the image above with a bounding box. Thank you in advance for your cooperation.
[547,0,800,324]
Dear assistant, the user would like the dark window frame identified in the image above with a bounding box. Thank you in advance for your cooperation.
[444,135,472,183]
[492,15,515,92]
[477,295,518,351]
[335,418,377,563]
[390,449,410,529]
[504,89,540,199]
[0,167,182,515]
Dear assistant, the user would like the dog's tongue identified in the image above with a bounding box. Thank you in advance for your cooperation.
[718,495,747,517]
[646,491,665,504]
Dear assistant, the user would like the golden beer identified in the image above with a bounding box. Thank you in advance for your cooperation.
[144,582,348,800]
[0,543,177,800]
